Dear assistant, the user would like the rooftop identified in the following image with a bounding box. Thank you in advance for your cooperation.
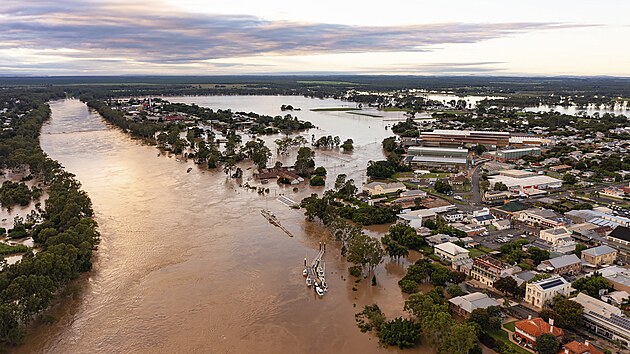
[529,275,570,291]
[582,245,617,257]
[541,254,581,269]
[435,241,469,256]
[515,317,564,338]
[448,292,501,313]
[609,225,630,242]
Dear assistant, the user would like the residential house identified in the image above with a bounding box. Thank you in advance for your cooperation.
[448,292,501,318]
[492,219,512,230]
[559,340,603,354]
[537,254,582,275]
[434,242,470,264]
[470,255,521,287]
[514,317,564,349]
[511,270,540,286]
[363,182,407,196]
[581,245,618,267]
[525,276,572,309]
[539,227,577,254]
[601,187,626,199]
[571,293,630,349]
[425,234,458,247]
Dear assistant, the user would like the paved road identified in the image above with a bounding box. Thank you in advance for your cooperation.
[470,164,482,205]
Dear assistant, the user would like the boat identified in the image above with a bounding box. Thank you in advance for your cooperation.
[306,277,312,287]
[315,286,325,296]
[187,167,192,173]
[302,268,308,277]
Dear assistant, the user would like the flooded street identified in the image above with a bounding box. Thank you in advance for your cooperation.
[17,98,433,353]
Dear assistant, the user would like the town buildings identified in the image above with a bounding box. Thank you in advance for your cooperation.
[571,292,630,349]
[518,208,567,228]
[448,292,501,318]
[581,245,618,267]
[514,317,564,349]
[404,146,469,170]
[606,226,630,263]
[419,129,511,148]
[559,340,604,354]
[434,242,470,264]
[525,275,572,309]
[470,255,520,287]
[363,181,406,196]
[488,170,562,194]
[537,254,582,275]
[538,226,577,254]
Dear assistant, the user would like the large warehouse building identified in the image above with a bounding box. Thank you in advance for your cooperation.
[419,130,510,148]
[489,169,562,194]
[404,146,469,171]
[485,147,542,162]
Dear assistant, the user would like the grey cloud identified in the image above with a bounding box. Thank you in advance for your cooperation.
[0,1,595,73]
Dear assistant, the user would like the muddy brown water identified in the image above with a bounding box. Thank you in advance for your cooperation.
[14,98,438,353]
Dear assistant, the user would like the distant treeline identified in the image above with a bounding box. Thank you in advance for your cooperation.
[0,90,99,346]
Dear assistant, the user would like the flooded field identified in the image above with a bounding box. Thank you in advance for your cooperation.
[15,98,436,353]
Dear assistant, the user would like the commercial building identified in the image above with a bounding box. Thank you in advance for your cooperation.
[571,292,630,349]
[525,275,572,309]
[518,208,568,228]
[470,255,520,287]
[581,245,618,267]
[606,226,630,263]
[514,317,564,349]
[397,209,437,229]
[488,171,562,194]
[434,242,470,264]
[404,146,469,170]
[537,254,582,275]
[598,266,630,293]
[419,129,510,148]
[448,292,501,318]
[566,209,630,229]
[538,227,576,254]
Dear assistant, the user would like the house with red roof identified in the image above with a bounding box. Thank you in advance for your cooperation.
[558,340,603,354]
[514,316,563,349]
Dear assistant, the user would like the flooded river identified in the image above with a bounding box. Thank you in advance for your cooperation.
[16,98,433,353]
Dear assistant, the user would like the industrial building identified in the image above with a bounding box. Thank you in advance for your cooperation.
[404,146,469,171]
[485,147,541,162]
[571,292,630,349]
[488,170,562,194]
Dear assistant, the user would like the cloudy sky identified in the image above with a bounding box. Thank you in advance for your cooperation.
[1,0,629,76]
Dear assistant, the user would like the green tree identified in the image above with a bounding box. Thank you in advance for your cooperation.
[535,333,561,354]
[314,166,327,176]
[494,276,518,295]
[434,180,453,194]
[493,181,508,191]
[574,243,588,257]
[563,173,578,184]
[294,147,315,177]
[347,233,384,274]
[378,317,421,349]
[341,138,354,151]
[438,322,478,354]
[475,144,487,155]
[551,298,584,328]
[572,275,611,297]
[309,176,325,186]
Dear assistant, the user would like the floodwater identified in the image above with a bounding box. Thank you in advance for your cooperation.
[17,98,434,353]
[523,102,629,116]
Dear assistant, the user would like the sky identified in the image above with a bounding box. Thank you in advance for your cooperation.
[1,0,629,76]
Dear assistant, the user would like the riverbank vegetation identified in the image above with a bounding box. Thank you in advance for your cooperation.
[0,181,42,209]
[0,90,99,346]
